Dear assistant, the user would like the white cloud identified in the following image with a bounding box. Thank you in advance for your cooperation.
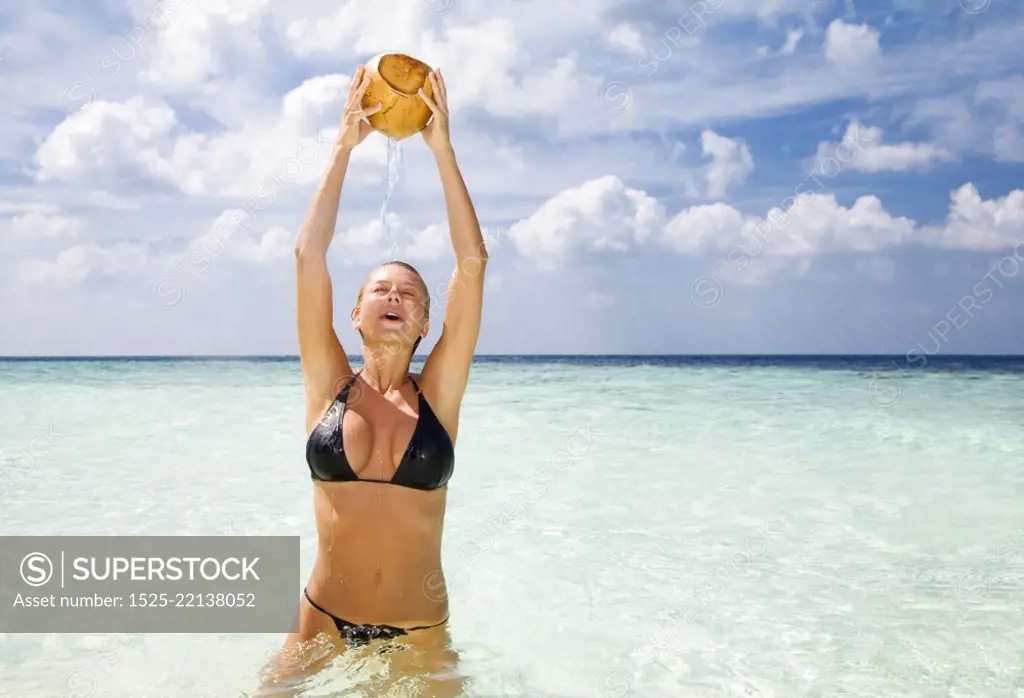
[780,28,804,55]
[814,121,954,172]
[139,0,272,90]
[906,77,1024,165]
[824,19,881,66]
[32,77,377,198]
[975,77,1024,163]
[663,202,747,253]
[285,0,425,59]
[23,177,1017,288]
[701,131,755,199]
[506,175,665,269]
[34,97,178,185]
[0,201,61,216]
[923,183,1024,251]
[21,241,150,284]
[507,176,1022,271]
[607,23,645,54]
[761,28,805,57]
[10,212,83,239]
[711,0,822,22]
[662,192,916,258]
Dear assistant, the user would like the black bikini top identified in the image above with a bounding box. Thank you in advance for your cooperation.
[305,370,455,490]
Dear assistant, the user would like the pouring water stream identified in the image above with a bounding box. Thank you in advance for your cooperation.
[380,137,403,260]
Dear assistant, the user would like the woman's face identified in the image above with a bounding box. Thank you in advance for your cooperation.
[353,265,429,347]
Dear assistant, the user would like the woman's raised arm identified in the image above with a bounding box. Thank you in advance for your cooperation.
[418,69,488,441]
[295,66,381,421]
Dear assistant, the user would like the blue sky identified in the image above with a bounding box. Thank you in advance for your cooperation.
[1,0,1022,355]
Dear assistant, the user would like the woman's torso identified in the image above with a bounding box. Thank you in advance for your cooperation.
[303,371,453,626]
[307,482,449,625]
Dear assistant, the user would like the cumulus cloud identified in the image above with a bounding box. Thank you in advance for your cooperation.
[824,19,881,66]
[922,183,1024,251]
[662,192,916,257]
[139,0,273,90]
[814,121,955,172]
[285,0,425,58]
[505,175,666,269]
[503,175,1022,271]
[33,77,374,198]
[34,97,178,185]
[662,203,746,254]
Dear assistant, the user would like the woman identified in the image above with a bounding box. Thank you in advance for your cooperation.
[268,64,486,694]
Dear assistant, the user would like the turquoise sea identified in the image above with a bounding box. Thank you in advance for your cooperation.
[1,356,1023,697]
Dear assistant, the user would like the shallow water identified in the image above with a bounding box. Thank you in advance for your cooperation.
[1,356,1023,697]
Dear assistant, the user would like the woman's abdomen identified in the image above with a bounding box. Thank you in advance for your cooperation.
[307,482,449,626]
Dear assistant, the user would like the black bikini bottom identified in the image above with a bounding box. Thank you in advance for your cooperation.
[303,587,449,647]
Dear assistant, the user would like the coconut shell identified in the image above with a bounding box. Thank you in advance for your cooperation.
[360,53,435,141]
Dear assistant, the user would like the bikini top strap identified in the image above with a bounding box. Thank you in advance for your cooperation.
[409,374,421,395]
[338,369,362,402]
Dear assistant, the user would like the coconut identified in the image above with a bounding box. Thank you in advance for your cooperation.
[360,53,436,141]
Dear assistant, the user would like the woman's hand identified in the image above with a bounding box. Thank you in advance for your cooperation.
[418,69,451,154]
[338,65,382,152]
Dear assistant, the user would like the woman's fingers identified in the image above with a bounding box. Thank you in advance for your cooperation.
[347,65,364,101]
[344,74,371,113]
[427,71,445,113]
[343,103,382,125]
[356,103,383,118]
[418,88,440,115]
[435,69,447,106]
[341,75,373,119]
[427,72,440,106]
[354,73,371,102]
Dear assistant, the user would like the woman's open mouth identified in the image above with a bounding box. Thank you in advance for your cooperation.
[381,311,404,323]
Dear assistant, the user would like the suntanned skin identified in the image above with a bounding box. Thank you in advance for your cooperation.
[257,64,487,696]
